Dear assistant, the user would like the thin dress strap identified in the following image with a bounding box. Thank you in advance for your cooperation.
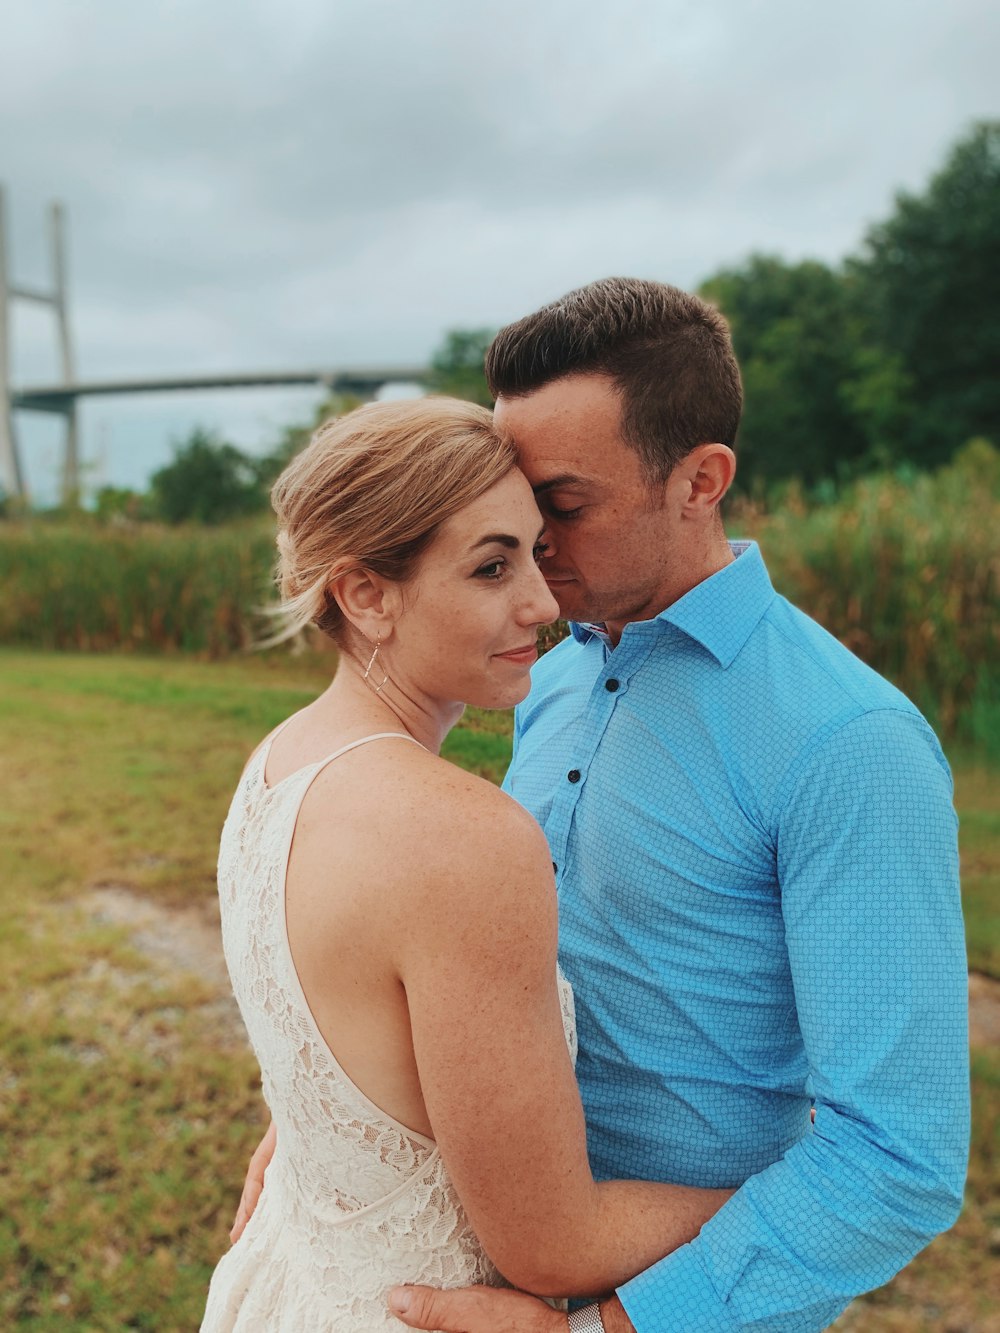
[260,728,423,793]
[311,732,424,773]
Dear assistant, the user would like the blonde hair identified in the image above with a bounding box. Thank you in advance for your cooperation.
[270,397,517,643]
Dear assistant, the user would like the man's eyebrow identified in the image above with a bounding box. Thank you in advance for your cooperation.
[531,474,589,497]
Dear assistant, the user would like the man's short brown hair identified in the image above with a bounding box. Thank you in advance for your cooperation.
[486,277,743,482]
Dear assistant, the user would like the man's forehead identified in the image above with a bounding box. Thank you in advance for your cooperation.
[493,381,625,479]
[502,432,605,492]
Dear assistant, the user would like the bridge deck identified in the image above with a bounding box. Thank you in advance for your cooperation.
[11,367,431,413]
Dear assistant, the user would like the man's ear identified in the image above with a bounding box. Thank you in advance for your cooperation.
[679,444,736,514]
[326,564,402,642]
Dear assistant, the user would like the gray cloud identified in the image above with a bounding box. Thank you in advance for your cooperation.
[1,0,997,498]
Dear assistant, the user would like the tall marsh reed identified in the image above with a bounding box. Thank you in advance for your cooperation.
[0,519,275,656]
[1,441,997,743]
[729,440,999,745]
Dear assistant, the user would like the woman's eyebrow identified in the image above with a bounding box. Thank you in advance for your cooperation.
[469,533,520,551]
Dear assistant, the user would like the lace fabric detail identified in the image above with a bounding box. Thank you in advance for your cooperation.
[203,734,577,1332]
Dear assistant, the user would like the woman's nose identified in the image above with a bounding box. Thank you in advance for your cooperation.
[524,565,560,626]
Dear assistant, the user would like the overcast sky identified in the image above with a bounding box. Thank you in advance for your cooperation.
[2,0,997,502]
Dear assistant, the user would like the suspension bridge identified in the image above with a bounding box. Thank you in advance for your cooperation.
[0,186,430,503]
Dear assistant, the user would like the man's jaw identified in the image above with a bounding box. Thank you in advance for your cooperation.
[542,574,582,623]
[542,570,574,588]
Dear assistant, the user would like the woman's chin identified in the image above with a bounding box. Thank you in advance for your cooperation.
[463,678,533,713]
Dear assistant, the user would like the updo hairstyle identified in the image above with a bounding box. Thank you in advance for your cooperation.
[270,397,517,644]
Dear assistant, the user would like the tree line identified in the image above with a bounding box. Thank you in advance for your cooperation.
[101,121,998,524]
[702,123,998,488]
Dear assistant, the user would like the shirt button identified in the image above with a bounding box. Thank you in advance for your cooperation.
[605,678,620,692]
[567,769,581,783]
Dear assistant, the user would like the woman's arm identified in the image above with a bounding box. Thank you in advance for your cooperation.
[396,772,731,1298]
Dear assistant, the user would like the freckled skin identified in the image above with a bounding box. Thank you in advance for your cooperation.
[382,468,559,715]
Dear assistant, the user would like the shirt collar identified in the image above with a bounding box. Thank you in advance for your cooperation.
[570,540,776,668]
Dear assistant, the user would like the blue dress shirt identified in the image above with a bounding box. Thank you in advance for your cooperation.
[504,542,969,1331]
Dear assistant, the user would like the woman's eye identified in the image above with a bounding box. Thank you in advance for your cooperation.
[532,540,551,563]
[475,560,506,580]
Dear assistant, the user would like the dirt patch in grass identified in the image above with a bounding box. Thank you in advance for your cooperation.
[85,883,1000,1055]
[969,972,1000,1048]
[84,885,246,1049]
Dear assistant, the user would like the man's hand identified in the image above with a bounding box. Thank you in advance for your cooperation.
[230,1119,277,1244]
[388,1285,566,1332]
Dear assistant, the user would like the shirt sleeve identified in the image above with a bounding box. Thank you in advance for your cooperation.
[618,707,970,1332]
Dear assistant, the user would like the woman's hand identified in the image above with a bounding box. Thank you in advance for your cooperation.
[230,1119,276,1243]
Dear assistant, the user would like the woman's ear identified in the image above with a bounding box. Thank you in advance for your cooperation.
[326,565,402,642]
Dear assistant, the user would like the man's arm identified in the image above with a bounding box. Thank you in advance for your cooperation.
[616,709,969,1331]
[389,1286,634,1332]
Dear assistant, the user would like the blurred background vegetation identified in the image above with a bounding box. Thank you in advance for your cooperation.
[3,124,997,752]
[1,122,998,1330]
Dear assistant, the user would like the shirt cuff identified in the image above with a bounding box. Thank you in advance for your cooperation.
[618,1242,735,1333]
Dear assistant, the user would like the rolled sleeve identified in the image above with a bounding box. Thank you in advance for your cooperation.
[621,1244,736,1331]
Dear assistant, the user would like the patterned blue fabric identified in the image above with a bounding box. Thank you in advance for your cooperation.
[504,542,969,1331]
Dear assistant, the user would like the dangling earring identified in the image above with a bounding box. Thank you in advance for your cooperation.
[363,633,389,695]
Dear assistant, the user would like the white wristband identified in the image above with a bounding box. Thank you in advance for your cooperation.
[568,1305,606,1333]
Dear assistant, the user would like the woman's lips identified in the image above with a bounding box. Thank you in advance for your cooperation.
[495,645,538,665]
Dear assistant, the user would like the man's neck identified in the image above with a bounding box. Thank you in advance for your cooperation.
[603,533,736,646]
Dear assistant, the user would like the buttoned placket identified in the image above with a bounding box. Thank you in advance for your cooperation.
[542,628,656,887]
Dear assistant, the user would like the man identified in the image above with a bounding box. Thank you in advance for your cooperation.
[241,279,970,1331]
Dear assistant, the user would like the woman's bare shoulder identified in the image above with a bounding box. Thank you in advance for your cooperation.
[367,750,558,971]
[237,721,288,784]
[397,745,546,852]
[307,740,552,899]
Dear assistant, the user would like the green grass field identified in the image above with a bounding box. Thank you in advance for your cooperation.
[1,650,997,1331]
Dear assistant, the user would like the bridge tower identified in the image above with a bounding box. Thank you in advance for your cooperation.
[0,186,78,505]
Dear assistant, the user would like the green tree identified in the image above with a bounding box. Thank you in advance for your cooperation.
[93,485,149,523]
[149,429,265,525]
[700,257,870,488]
[850,120,1000,465]
[428,328,495,406]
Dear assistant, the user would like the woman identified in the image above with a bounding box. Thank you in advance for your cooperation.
[202,399,729,1331]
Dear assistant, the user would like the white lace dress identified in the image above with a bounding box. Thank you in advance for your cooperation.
[202,730,577,1333]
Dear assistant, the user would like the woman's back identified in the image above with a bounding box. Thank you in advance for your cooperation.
[201,728,511,1332]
